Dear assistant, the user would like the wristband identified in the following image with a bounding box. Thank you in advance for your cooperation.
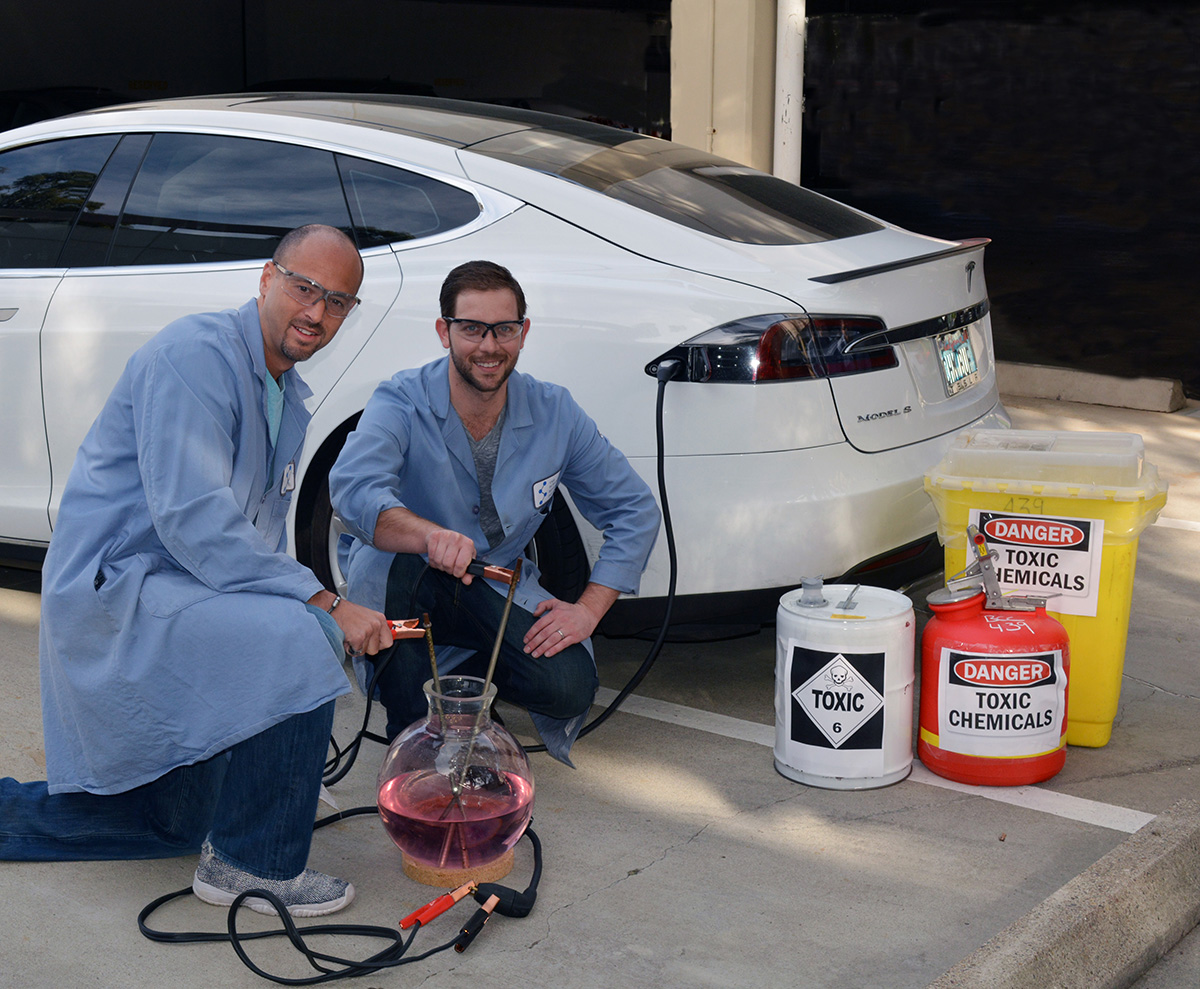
[327,595,342,614]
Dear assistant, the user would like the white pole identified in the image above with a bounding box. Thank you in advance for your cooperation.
[773,0,806,184]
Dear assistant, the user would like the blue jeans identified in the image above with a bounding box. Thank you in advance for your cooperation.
[373,554,598,739]
[0,701,334,879]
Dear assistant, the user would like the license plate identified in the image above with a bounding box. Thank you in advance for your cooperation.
[936,326,980,396]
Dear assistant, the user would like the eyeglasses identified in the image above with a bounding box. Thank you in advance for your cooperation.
[272,262,360,320]
[443,317,525,342]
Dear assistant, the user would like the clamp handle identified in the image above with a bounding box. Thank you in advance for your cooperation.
[944,524,1047,612]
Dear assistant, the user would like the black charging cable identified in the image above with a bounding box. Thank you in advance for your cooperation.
[550,356,683,741]
[473,825,541,917]
[322,653,394,787]
[138,826,543,985]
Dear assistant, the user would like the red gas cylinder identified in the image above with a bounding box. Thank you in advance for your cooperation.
[918,587,1070,786]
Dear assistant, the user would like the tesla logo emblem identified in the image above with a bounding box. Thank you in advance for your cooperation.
[965,260,976,293]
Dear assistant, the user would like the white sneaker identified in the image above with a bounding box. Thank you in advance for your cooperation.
[192,841,355,917]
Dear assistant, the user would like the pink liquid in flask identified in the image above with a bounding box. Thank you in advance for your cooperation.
[378,767,533,869]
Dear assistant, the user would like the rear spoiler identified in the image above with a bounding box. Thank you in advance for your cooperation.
[809,237,991,285]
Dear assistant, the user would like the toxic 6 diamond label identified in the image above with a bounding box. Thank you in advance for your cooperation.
[788,647,885,749]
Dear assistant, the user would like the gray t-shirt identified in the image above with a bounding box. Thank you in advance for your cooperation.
[465,403,507,548]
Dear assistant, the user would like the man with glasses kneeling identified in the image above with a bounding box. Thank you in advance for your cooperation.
[1,225,393,916]
[329,260,660,764]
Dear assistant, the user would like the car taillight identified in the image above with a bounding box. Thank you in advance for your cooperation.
[645,313,898,383]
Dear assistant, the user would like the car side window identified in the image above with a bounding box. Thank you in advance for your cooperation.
[0,135,120,268]
[335,154,480,248]
[110,133,352,265]
[57,133,151,267]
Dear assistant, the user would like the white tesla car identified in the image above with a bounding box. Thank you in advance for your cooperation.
[0,94,1007,631]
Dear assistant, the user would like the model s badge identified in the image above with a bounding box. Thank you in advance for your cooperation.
[857,405,912,422]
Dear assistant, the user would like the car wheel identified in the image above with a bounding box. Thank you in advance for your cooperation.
[295,421,360,596]
[526,494,590,604]
[301,471,350,598]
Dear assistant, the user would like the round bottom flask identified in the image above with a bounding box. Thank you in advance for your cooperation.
[377,676,534,887]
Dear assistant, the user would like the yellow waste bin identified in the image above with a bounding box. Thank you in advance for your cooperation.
[924,429,1167,747]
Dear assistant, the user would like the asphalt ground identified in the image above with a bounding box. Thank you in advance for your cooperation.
[1,384,1198,988]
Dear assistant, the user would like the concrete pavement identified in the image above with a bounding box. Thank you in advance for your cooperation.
[1,376,1198,988]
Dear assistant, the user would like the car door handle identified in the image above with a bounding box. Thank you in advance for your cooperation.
[0,308,17,322]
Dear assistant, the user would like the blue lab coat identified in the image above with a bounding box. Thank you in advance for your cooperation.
[329,358,660,757]
[38,300,350,795]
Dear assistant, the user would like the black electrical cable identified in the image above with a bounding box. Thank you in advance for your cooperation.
[473,825,541,917]
[566,360,681,732]
[311,805,378,830]
[322,652,392,786]
[525,357,682,749]
[138,888,434,984]
[138,827,544,984]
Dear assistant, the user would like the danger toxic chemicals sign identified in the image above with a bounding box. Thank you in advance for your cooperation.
[971,510,1105,617]
[939,644,1066,758]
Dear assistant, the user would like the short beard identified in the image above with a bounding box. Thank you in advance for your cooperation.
[449,342,516,394]
[281,324,321,365]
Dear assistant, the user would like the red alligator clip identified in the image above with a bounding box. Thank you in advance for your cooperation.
[388,618,425,640]
[399,882,476,930]
[465,561,517,585]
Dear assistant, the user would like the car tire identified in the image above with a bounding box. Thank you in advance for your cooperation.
[299,470,346,595]
[295,421,359,596]
[527,494,591,604]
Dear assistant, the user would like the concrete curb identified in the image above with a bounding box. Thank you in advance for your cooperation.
[926,799,1200,989]
[997,362,1186,413]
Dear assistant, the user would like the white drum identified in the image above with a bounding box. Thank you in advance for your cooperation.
[775,580,916,789]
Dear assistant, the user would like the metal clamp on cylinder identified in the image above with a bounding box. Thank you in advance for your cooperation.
[935,523,1047,612]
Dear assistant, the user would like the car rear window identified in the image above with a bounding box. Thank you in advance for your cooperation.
[467,130,882,245]
[335,153,479,247]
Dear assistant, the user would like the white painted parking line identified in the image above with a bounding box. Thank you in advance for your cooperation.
[594,687,1156,834]
[907,763,1155,832]
[1154,517,1200,532]
[595,687,775,747]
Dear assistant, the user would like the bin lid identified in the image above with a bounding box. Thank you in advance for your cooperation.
[935,429,1145,486]
[925,428,1169,504]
